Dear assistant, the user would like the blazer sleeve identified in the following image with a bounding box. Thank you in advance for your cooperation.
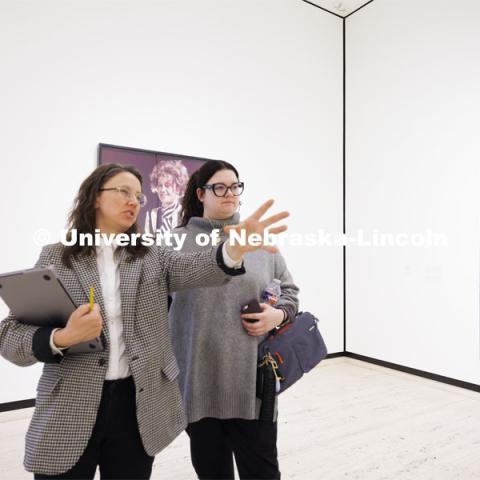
[273,252,300,322]
[159,242,245,294]
[0,244,62,367]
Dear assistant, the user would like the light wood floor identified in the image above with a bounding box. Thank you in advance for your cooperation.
[1,357,479,479]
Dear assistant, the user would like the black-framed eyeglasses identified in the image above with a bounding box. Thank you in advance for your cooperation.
[99,186,148,207]
[202,182,244,197]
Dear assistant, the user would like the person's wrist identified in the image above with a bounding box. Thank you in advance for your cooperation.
[275,308,287,328]
[225,243,244,263]
[273,308,284,328]
[53,328,74,349]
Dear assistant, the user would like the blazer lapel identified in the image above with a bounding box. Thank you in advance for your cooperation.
[70,251,110,347]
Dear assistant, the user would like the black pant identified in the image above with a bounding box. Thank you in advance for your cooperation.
[35,376,154,480]
[186,417,280,480]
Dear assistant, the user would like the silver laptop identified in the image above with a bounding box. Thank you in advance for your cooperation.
[0,266,104,354]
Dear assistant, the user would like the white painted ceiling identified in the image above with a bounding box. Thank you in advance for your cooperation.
[305,0,373,17]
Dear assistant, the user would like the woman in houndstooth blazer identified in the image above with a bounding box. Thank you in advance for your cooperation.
[0,163,288,480]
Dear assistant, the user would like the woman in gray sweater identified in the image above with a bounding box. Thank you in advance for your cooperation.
[168,160,299,480]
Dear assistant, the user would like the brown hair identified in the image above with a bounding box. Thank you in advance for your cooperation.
[61,163,148,267]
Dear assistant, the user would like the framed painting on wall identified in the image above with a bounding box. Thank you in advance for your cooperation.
[98,143,210,234]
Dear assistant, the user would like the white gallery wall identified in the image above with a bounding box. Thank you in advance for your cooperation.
[0,0,343,403]
[346,0,480,383]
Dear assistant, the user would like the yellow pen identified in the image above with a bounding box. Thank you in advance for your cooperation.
[89,287,94,312]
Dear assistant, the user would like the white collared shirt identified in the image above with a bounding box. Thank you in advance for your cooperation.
[50,242,240,379]
[50,240,130,379]
[95,240,131,380]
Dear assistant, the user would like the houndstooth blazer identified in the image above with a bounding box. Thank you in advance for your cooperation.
[0,242,244,475]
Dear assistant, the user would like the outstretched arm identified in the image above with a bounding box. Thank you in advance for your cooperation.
[163,199,289,293]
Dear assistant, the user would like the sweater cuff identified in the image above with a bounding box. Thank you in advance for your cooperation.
[32,327,63,364]
[216,242,246,276]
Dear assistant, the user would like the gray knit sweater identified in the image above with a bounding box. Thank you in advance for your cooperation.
[168,213,299,423]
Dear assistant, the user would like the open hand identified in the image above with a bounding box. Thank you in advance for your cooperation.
[223,199,289,261]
